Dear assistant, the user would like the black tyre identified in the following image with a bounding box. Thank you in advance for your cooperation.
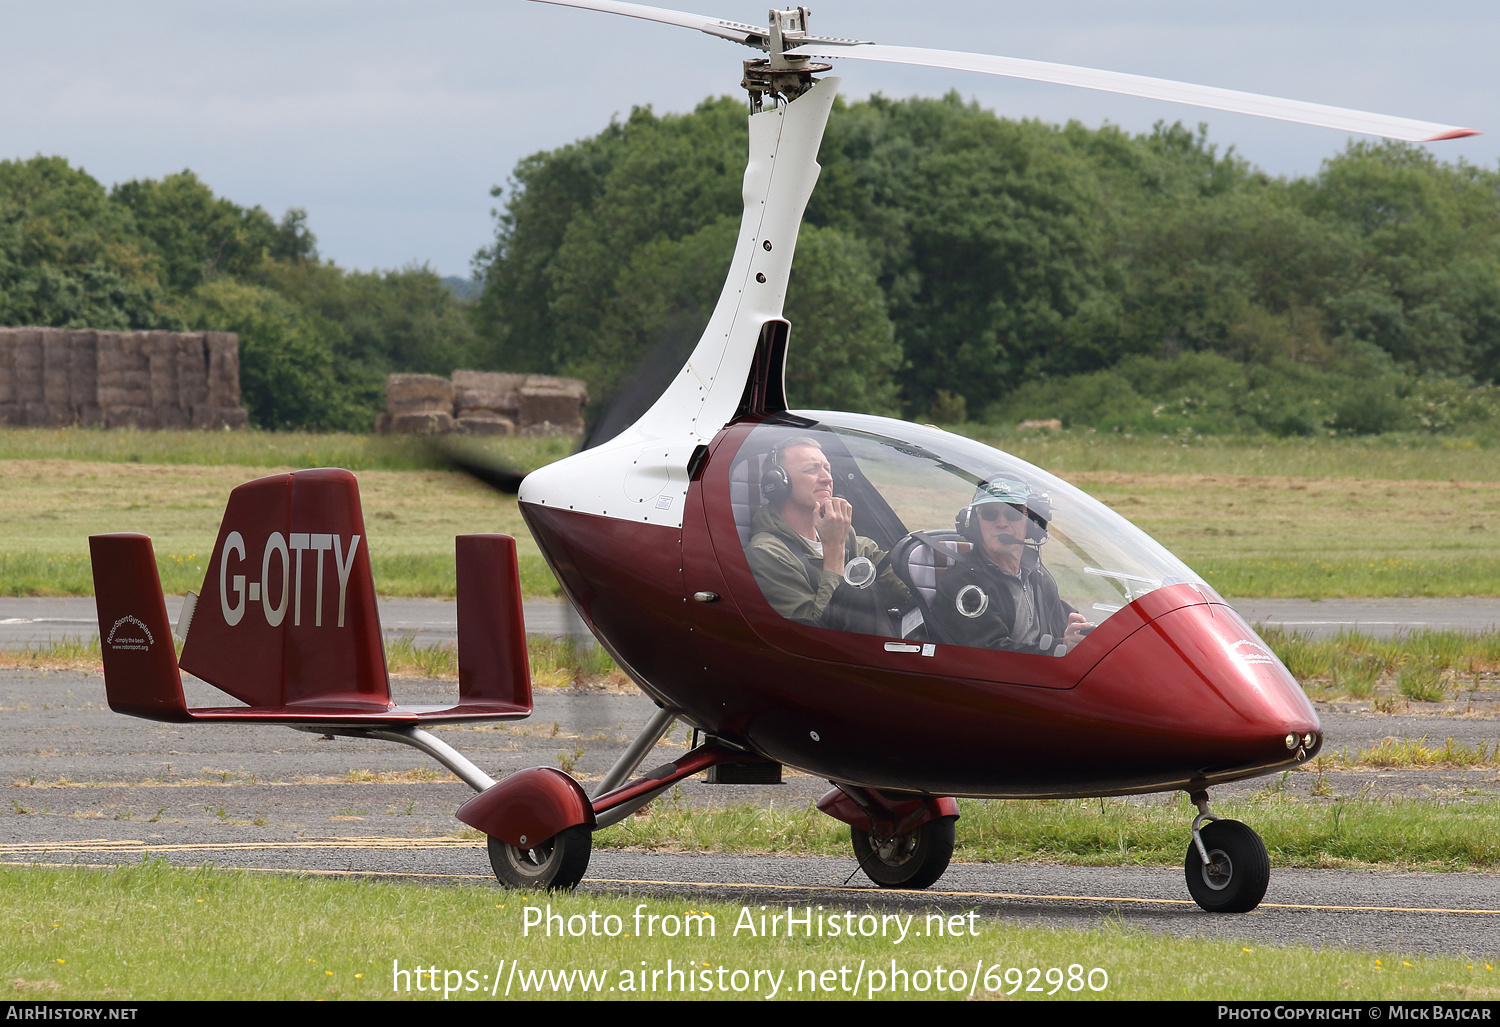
[851,816,956,889]
[1184,819,1270,913]
[487,825,592,891]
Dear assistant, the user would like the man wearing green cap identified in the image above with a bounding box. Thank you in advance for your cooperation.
[930,479,1091,656]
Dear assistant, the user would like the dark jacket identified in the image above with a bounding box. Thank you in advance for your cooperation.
[930,547,1076,655]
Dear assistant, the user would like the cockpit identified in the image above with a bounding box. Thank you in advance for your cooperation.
[728,412,1208,658]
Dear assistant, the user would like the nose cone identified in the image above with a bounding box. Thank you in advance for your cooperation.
[1080,602,1321,783]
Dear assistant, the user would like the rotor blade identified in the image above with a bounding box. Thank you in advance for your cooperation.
[530,0,769,48]
[431,441,528,496]
[787,43,1478,143]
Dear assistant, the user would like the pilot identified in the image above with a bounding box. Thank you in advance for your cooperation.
[745,436,907,635]
[931,479,1092,656]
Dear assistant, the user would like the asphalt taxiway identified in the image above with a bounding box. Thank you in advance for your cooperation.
[5,667,1500,957]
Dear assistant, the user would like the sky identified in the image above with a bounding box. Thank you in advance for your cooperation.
[1,1,1495,278]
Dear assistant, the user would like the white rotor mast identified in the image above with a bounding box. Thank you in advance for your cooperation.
[532,0,1477,141]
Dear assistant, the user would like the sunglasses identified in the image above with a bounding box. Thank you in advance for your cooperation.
[977,504,1026,523]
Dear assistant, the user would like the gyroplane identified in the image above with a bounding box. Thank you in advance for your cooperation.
[90,0,1474,912]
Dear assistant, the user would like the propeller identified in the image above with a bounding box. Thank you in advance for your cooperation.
[436,313,708,495]
[438,446,527,495]
[531,0,1478,143]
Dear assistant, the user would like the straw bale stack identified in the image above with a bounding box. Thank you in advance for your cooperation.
[453,370,523,435]
[9,329,44,425]
[68,330,101,426]
[376,373,455,434]
[98,331,153,427]
[195,332,248,428]
[0,326,247,428]
[516,374,588,434]
[38,329,75,425]
[0,330,21,424]
[376,369,586,435]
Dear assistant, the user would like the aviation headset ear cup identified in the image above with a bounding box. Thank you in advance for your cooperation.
[843,556,876,589]
[1183,819,1269,914]
[955,505,981,544]
[955,584,988,618]
[487,825,592,892]
[760,447,790,499]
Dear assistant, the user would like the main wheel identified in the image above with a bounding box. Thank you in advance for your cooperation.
[851,816,956,889]
[1184,819,1269,913]
[487,825,592,891]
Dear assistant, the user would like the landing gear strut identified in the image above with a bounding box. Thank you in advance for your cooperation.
[1184,791,1269,913]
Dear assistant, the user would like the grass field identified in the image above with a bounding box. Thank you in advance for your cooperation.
[9,626,1496,703]
[3,427,1500,598]
[7,425,1500,481]
[0,426,577,472]
[3,863,1493,1001]
[0,458,560,597]
[982,426,1500,482]
[595,791,1500,872]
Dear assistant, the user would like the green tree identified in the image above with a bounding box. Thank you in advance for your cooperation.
[254,260,479,377]
[0,156,167,328]
[112,171,311,294]
[473,98,748,375]
[782,224,899,414]
[185,279,378,431]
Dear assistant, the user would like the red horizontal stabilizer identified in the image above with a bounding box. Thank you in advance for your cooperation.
[96,470,532,727]
[90,533,190,722]
[457,534,533,713]
[179,468,392,710]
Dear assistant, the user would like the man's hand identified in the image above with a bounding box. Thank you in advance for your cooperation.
[1063,612,1093,650]
[814,497,853,572]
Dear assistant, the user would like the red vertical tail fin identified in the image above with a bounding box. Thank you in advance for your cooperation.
[457,534,532,712]
[179,468,392,710]
[90,533,190,722]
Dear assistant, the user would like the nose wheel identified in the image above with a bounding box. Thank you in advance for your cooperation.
[487,825,592,891]
[1184,793,1269,913]
[851,816,956,889]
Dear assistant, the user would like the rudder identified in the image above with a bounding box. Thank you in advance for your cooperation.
[179,468,391,710]
[90,533,189,722]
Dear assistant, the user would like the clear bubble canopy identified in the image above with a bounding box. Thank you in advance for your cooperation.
[737,412,1206,649]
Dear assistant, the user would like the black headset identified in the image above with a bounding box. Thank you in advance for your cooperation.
[759,444,791,499]
[1025,492,1054,544]
[954,502,986,545]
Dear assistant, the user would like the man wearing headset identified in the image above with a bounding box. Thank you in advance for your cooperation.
[931,479,1092,656]
[745,435,906,634]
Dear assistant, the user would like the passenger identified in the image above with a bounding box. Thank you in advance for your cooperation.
[745,436,907,635]
[931,479,1092,655]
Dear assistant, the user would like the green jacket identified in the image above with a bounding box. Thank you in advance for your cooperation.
[744,505,907,631]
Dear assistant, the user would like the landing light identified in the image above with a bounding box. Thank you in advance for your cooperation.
[1284,734,1298,750]
[1303,733,1316,749]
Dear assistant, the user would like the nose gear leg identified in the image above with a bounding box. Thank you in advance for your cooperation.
[1188,788,1221,865]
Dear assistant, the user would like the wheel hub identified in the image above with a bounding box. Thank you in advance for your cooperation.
[1201,849,1233,891]
[504,839,557,878]
[873,832,917,866]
